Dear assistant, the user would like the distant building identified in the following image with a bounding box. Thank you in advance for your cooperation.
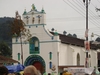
[12,4,98,74]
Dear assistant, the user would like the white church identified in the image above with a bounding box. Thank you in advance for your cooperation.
[12,4,98,74]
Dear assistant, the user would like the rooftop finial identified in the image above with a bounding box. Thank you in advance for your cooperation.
[23,8,27,15]
[41,6,45,13]
[32,4,36,10]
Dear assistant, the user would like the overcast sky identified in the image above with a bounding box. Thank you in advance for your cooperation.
[0,0,100,40]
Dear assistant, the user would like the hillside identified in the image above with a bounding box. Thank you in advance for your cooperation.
[0,17,14,48]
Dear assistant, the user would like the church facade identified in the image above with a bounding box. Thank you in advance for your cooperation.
[12,4,98,74]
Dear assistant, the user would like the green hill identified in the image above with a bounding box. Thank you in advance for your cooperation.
[0,17,14,48]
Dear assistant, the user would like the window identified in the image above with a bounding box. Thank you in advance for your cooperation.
[77,53,80,65]
[49,52,52,60]
[29,37,39,54]
[18,53,20,60]
[37,15,41,24]
[16,37,18,42]
[49,62,52,69]
[32,17,35,24]
[89,54,91,67]
[24,16,30,24]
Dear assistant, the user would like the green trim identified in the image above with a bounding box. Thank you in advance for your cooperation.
[12,42,28,44]
[23,11,46,15]
[40,40,60,43]
[25,24,46,26]
[54,31,58,36]
[30,51,39,54]
[12,40,60,44]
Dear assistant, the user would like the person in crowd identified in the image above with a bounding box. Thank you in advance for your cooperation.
[15,72,21,75]
[48,73,51,75]
[37,70,41,75]
[0,65,9,75]
[24,65,38,75]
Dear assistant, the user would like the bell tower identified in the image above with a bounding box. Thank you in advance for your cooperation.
[22,4,46,25]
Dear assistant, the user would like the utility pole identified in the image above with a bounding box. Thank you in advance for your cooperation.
[83,0,91,68]
[85,0,89,68]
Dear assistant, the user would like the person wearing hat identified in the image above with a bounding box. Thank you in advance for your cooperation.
[0,65,9,75]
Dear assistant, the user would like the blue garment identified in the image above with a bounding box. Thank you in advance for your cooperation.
[5,64,25,73]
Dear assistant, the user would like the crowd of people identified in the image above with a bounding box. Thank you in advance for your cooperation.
[0,65,8,75]
[1,65,97,75]
[0,65,39,75]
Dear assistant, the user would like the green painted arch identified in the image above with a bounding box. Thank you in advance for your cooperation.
[24,55,46,71]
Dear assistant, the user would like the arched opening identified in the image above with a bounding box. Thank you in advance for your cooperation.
[24,55,45,74]
[89,54,91,67]
[29,37,39,54]
[33,61,44,74]
[77,53,80,65]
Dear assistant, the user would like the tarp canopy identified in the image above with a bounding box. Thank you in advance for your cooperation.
[65,67,94,75]
[5,64,25,73]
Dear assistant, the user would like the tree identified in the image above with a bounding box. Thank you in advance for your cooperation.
[0,42,12,57]
[10,11,31,41]
[10,11,32,65]
[0,17,14,48]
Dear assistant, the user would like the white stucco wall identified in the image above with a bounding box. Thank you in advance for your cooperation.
[80,48,85,65]
[12,25,60,73]
[23,12,46,25]
[12,5,98,74]
[90,50,97,68]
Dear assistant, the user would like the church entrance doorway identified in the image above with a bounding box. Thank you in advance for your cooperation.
[33,61,44,74]
[24,55,46,74]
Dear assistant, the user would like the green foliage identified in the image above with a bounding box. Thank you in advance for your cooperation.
[0,42,12,57]
[0,17,13,48]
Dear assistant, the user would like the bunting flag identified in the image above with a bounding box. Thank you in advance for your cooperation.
[84,41,90,51]
[85,29,88,38]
